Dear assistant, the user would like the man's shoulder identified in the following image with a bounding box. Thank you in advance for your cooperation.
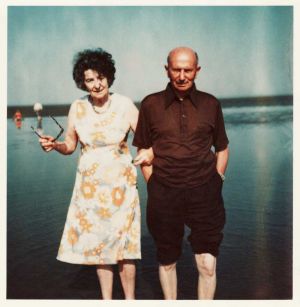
[197,89,218,101]
[195,89,221,108]
[140,89,166,107]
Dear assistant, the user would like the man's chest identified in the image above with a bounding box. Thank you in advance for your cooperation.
[148,102,215,139]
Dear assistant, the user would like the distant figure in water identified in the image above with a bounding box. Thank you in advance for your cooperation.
[13,109,22,129]
[33,102,43,132]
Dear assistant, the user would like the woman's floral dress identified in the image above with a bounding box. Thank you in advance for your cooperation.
[57,93,141,265]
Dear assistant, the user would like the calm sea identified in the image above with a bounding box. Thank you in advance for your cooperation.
[7,103,293,299]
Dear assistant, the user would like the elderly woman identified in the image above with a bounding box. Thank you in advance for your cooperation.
[40,48,152,299]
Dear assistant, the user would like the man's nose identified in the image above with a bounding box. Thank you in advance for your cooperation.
[179,70,185,80]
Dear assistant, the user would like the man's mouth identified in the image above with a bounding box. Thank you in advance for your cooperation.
[176,80,188,85]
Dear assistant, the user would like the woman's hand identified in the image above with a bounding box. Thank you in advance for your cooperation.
[39,135,56,152]
[134,147,154,166]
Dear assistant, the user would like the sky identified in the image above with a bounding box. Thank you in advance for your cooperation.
[7,5,293,105]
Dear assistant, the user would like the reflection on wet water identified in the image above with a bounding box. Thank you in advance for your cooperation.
[223,105,293,125]
[7,105,292,299]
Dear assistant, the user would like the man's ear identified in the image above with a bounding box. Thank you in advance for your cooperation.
[195,66,201,78]
[164,65,170,78]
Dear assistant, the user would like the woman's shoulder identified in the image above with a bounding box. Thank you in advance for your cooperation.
[110,92,135,106]
[68,96,90,118]
[69,96,89,110]
[70,95,89,106]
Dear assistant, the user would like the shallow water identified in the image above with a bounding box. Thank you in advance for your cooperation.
[7,105,292,299]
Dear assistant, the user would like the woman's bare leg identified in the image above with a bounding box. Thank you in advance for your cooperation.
[118,260,136,299]
[96,264,113,299]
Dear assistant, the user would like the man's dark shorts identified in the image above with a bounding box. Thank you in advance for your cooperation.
[146,173,226,265]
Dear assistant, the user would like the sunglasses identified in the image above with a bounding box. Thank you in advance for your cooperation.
[31,115,64,141]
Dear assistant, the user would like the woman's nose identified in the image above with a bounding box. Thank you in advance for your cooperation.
[94,79,102,88]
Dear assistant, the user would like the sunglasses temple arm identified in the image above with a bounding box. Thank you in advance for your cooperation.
[53,128,64,142]
[49,115,64,129]
[31,126,43,138]
[48,115,65,141]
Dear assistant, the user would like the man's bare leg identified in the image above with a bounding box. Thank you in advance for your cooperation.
[159,262,177,299]
[195,253,217,299]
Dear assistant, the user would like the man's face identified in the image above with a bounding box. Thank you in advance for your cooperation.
[166,50,200,94]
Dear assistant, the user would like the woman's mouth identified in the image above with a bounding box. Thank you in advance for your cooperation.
[93,89,103,94]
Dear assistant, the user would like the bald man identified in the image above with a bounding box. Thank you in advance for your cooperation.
[133,47,229,299]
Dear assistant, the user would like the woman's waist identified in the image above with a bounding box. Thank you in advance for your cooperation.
[77,152,137,178]
[79,142,132,163]
[81,141,131,154]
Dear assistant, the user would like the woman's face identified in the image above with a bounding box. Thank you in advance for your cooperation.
[84,69,109,103]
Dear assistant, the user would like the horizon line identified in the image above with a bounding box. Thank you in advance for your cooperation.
[7,94,293,108]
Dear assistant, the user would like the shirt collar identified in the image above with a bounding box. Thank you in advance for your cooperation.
[165,82,198,109]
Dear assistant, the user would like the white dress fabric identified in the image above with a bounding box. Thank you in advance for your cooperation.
[57,93,141,265]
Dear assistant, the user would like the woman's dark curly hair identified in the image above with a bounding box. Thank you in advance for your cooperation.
[72,48,116,91]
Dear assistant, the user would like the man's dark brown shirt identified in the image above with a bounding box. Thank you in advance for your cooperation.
[133,83,229,187]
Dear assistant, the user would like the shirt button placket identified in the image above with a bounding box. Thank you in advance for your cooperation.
[181,99,187,137]
[179,99,183,136]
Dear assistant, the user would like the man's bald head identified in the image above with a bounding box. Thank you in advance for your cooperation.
[167,47,199,67]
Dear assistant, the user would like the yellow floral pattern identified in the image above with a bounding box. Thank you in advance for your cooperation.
[126,242,138,254]
[57,94,141,265]
[98,189,110,205]
[111,187,126,207]
[82,163,99,177]
[84,243,105,257]
[67,227,79,245]
[123,167,137,186]
[91,131,106,144]
[97,207,112,219]
[76,102,86,119]
[81,181,96,199]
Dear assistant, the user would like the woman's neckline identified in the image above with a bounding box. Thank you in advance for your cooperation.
[88,93,114,114]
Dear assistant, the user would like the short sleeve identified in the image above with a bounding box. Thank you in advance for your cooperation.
[213,101,229,152]
[67,100,78,129]
[132,101,152,149]
[124,98,139,131]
